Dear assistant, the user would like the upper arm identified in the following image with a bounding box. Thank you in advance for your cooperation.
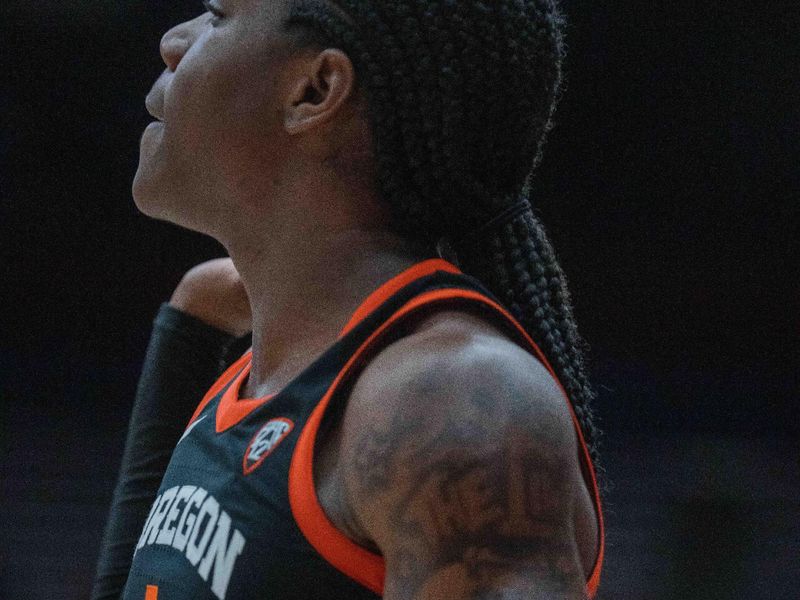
[338,323,588,600]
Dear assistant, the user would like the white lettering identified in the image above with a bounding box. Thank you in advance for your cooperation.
[186,495,220,566]
[198,511,246,600]
[147,486,179,544]
[156,485,195,546]
[135,485,247,600]
[135,494,161,554]
[173,486,207,552]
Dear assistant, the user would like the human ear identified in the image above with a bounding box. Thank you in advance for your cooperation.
[283,48,356,135]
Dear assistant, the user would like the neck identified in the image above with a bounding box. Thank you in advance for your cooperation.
[226,227,433,399]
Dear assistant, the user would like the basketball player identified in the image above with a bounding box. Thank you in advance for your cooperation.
[93,0,604,598]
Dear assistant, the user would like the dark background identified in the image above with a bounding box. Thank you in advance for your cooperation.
[1,1,798,598]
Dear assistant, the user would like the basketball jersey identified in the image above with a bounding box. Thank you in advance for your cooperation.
[122,258,604,600]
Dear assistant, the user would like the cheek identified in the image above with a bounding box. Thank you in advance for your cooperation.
[166,52,280,159]
[225,56,286,143]
[165,58,228,149]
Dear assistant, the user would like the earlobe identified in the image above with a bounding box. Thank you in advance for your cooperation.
[283,49,355,136]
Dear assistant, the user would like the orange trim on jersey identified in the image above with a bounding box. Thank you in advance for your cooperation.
[186,258,462,434]
[288,288,605,598]
[337,258,461,338]
[214,359,278,433]
[186,351,252,428]
[144,584,159,600]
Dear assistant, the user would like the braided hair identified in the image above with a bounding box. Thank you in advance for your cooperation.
[283,0,601,464]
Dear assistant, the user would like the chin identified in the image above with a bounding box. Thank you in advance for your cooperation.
[131,168,167,220]
[132,170,218,238]
[131,168,181,224]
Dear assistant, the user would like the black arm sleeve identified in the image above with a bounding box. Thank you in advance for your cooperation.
[91,303,251,600]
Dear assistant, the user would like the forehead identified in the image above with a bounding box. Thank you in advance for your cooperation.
[228,0,296,45]
[237,0,290,17]
[241,0,354,26]
[228,0,353,56]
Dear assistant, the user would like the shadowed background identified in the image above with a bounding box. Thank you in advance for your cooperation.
[1,1,797,597]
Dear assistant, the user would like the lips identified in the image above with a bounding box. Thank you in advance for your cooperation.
[145,92,165,122]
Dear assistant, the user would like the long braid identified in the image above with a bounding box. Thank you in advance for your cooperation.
[454,206,601,465]
[284,0,601,463]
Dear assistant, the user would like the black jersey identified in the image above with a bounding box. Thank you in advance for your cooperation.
[122,258,604,600]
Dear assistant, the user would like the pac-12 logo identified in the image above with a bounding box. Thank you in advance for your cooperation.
[242,418,294,475]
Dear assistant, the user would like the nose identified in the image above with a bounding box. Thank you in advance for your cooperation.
[160,27,189,72]
[159,16,203,71]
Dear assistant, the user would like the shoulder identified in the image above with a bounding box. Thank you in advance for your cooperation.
[341,307,582,493]
[339,307,583,529]
[336,310,589,595]
[346,308,575,445]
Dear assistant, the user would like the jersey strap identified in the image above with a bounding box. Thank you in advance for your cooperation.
[183,258,463,432]
[288,286,605,598]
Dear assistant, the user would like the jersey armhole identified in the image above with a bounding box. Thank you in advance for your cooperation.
[288,288,605,598]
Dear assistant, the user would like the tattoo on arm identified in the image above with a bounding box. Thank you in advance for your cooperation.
[347,368,585,599]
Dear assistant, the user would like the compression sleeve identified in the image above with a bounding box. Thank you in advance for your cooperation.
[91,303,250,600]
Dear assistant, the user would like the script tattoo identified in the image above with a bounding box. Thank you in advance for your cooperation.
[348,368,584,599]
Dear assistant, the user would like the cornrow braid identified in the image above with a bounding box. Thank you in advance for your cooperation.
[283,0,601,464]
[452,200,601,466]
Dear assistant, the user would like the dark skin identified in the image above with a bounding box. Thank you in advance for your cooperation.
[313,309,597,599]
[144,0,598,597]
[139,0,423,396]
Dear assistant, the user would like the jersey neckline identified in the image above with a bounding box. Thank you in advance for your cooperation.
[212,258,461,433]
